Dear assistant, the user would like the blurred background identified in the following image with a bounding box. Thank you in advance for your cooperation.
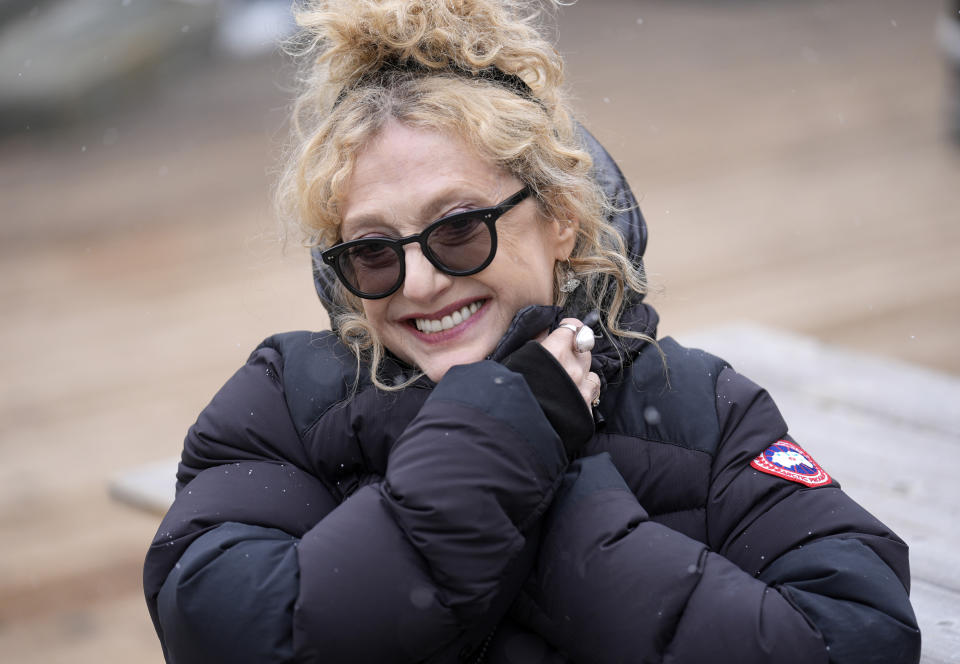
[1,0,958,661]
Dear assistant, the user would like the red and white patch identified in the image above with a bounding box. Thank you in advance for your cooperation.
[750,440,831,487]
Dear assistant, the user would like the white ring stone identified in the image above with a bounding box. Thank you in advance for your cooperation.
[575,326,595,353]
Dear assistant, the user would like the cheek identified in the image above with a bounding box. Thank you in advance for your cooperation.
[364,300,418,357]
[361,301,390,336]
[493,238,557,303]
[498,232,552,272]
[495,234,525,268]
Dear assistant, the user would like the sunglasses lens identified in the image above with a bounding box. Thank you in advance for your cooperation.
[339,241,401,297]
[426,214,493,273]
[329,196,511,299]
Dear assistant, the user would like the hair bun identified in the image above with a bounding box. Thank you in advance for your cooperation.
[294,0,563,106]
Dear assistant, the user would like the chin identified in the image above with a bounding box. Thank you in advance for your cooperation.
[417,344,493,383]
[421,358,471,383]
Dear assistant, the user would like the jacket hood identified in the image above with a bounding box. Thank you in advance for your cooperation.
[309,123,649,329]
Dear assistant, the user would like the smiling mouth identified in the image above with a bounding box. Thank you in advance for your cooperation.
[414,300,484,334]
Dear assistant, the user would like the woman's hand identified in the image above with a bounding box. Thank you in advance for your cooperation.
[539,317,601,410]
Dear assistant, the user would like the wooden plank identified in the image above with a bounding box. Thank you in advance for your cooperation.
[108,458,178,516]
[679,323,960,435]
[911,580,960,664]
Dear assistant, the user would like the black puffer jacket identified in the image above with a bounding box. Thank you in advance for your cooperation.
[144,133,920,664]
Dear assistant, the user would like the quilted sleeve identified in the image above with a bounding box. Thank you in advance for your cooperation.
[145,349,570,663]
[143,339,340,663]
[516,368,919,664]
[293,360,568,662]
[701,366,920,663]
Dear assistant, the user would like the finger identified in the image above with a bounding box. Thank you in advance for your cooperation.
[543,318,587,359]
[541,320,573,352]
[557,317,596,356]
[540,319,595,407]
[541,334,591,380]
[554,317,583,342]
[580,372,601,409]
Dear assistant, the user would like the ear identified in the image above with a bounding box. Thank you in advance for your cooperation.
[549,217,579,261]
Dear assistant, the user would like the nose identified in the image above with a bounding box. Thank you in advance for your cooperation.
[401,244,453,303]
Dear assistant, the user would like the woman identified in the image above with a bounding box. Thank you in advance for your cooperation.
[144,1,921,662]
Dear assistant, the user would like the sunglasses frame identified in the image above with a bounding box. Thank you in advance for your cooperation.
[321,186,532,299]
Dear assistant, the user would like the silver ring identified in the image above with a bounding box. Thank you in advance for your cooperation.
[558,323,579,336]
[574,326,595,354]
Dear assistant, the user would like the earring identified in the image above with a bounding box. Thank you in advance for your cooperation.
[559,265,581,294]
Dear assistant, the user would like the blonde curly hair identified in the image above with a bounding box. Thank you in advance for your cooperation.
[276,0,649,388]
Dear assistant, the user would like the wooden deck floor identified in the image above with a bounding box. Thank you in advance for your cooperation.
[1,0,958,661]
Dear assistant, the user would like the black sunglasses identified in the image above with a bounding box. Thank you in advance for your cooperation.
[321,186,532,299]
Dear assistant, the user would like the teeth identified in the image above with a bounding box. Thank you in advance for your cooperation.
[416,301,481,334]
